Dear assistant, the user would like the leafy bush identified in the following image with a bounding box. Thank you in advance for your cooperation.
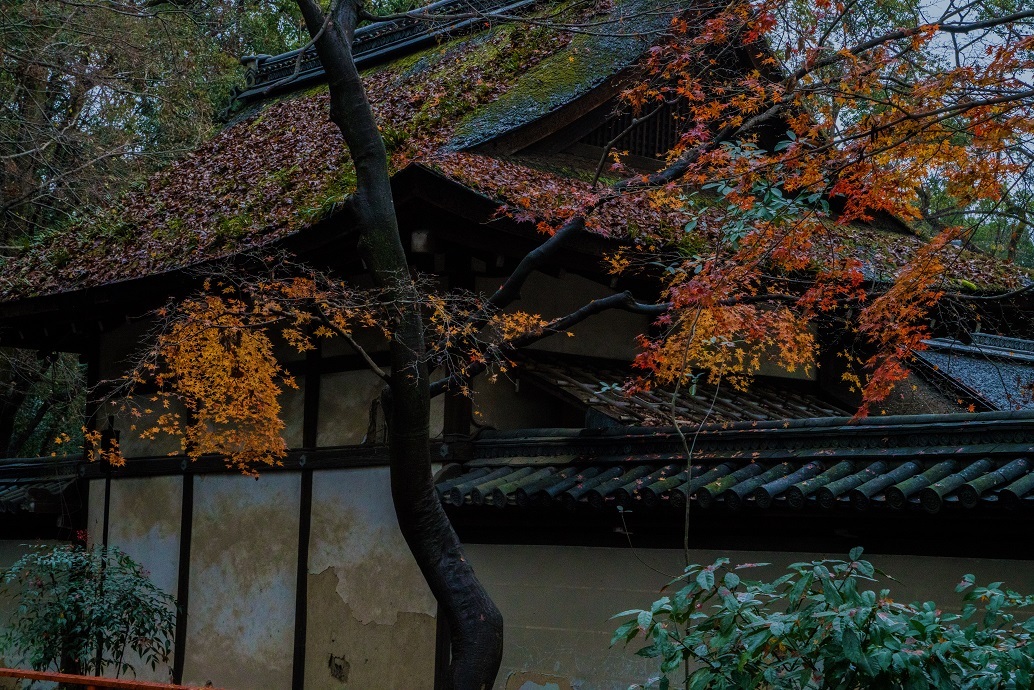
[0,544,176,677]
[613,548,1034,689]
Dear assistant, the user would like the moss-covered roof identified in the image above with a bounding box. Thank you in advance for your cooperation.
[841,225,1031,291]
[0,0,1027,304]
[0,0,670,303]
[449,0,674,149]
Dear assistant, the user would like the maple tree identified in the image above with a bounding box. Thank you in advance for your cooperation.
[104,0,1034,687]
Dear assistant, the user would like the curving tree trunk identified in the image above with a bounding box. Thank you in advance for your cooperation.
[294,0,503,686]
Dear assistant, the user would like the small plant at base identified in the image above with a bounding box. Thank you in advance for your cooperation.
[612,548,1034,689]
[0,544,176,678]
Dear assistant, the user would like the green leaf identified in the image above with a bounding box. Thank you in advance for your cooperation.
[612,609,644,619]
[842,628,873,675]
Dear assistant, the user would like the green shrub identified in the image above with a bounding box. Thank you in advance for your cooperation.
[0,544,176,678]
[613,548,1034,689]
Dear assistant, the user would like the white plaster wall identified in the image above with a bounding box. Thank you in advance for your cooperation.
[103,383,302,459]
[304,467,437,688]
[465,544,1034,690]
[97,320,153,382]
[280,380,305,449]
[320,327,390,359]
[182,473,300,690]
[316,371,384,447]
[101,395,186,459]
[472,374,585,430]
[88,479,106,544]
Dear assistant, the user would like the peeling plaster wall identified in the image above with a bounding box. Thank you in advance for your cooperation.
[465,544,1034,689]
[182,473,300,690]
[305,467,437,688]
[317,370,443,446]
[475,272,648,361]
[102,476,182,682]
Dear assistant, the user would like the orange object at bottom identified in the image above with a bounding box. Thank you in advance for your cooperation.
[0,667,220,689]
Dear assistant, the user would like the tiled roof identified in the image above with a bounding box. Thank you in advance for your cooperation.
[917,334,1034,411]
[233,0,538,103]
[520,358,847,426]
[0,458,78,514]
[437,454,1034,514]
[439,409,1034,515]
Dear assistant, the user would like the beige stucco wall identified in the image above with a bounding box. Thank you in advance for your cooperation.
[476,271,649,361]
[317,370,444,446]
[305,467,437,688]
[182,473,300,690]
[101,476,182,682]
[464,544,1034,690]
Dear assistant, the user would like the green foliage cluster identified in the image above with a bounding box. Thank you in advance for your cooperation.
[0,544,176,678]
[0,0,308,243]
[614,549,1034,689]
[0,349,85,458]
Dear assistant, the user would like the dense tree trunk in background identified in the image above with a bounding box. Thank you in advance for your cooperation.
[294,0,503,686]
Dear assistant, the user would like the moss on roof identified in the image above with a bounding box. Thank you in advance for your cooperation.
[1,0,650,302]
[841,225,1031,292]
[449,0,675,149]
[0,0,1027,303]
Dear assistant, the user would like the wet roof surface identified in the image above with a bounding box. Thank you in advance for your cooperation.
[521,357,847,426]
[0,458,78,514]
[918,334,1034,411]
[0,0,671,304]
[438,453,1034,514]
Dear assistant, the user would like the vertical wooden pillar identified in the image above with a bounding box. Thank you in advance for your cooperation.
[172,473,194,685]
[292,343,320,689]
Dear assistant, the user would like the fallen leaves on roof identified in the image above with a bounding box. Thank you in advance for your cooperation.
[0,5,609,301]
[0,0,1028,301]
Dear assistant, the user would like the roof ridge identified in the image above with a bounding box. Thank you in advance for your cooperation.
[233,0,539,104]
